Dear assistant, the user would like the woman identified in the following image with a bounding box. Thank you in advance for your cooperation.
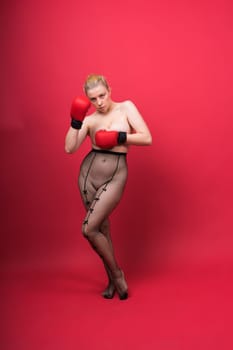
[65,74,152,300]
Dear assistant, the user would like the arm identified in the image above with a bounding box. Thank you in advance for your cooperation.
[65,119,89,153]
[94,101,152,150]
[125,101,152,146]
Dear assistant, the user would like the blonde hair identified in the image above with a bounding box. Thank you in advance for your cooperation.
[84,74,110,95]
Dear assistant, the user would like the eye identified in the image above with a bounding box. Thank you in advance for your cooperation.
[90,98,96,102]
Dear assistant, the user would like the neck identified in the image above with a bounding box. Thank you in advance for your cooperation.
[108,101,115,112]
[102,100,116,115]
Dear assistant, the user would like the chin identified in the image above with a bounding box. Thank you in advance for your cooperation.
[99,108,108,114]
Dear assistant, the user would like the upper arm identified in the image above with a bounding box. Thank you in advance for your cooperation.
[125,100,151,134]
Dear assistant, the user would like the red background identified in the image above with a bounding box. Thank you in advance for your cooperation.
[1,0,232,271]
[1,0,233,349]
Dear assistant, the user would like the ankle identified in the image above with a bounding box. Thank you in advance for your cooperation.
[112,268,122,279]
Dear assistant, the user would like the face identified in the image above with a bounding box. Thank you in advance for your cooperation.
[86,84,112,114]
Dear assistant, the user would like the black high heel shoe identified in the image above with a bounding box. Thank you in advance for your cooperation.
[114,270,128,300]
[101,282,116,299]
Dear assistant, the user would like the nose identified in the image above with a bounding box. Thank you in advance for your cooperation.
[97,98,102,106]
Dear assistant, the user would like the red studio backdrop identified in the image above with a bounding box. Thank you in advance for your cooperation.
[1,0,232,273]
[1,1,233,349]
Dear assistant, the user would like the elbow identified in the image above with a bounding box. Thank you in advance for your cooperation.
[145,134,153,146]
[140,131,153,146]
[65,145,74,154]
[65,148,71,154]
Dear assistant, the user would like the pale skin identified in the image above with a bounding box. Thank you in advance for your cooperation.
[65,83,152,153]
[65,82,152,298]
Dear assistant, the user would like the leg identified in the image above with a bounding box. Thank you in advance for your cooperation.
[78,151,128,299]
[82,181,128,299]
[100,219,116,298]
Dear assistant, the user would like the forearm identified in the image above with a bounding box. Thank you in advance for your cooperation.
[126,131,152,146]
[65,127,80,153]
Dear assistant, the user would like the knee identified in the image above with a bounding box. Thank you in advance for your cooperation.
[82,223,96,240]
[82,224,89,239]
[100,221,109,234]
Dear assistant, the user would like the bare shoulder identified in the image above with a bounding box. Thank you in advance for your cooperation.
[120,100,136,110]
[120,100,143,120]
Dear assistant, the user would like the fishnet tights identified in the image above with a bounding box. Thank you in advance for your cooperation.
[78,150,128,298]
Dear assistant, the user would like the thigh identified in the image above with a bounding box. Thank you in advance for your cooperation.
[83,175,127,233]
[79,150,127,210]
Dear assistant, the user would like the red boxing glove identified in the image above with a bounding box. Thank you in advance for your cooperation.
[95,130,127,149]
[70,95,91,129]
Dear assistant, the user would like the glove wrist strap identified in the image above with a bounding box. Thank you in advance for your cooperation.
[71,119,82,129]
[118,131,127,144]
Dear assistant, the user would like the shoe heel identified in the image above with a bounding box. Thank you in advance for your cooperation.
[114,270,128,300]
